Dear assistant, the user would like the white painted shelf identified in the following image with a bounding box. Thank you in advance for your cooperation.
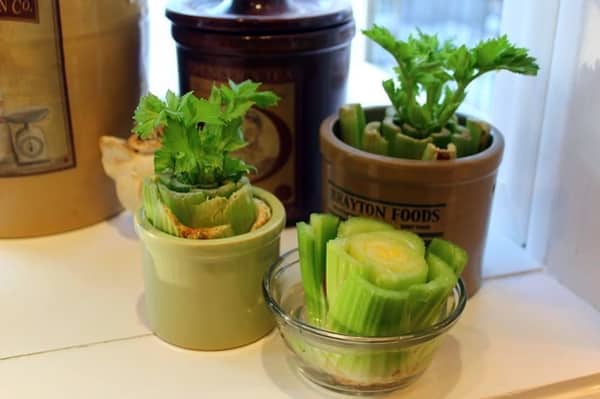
[1,213,599,398]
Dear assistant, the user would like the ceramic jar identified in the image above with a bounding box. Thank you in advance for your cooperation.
[166,0,355,224]
[320,106,504,295]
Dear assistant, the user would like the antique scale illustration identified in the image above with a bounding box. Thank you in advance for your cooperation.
[0,0,75,176]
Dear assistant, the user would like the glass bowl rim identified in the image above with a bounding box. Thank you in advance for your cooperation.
[263,248,467,347]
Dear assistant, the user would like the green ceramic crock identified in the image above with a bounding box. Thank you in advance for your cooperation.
[134,187,285,350]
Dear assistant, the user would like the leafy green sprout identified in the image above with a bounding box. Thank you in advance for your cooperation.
[133,80,280,188]
[364,25,539,134]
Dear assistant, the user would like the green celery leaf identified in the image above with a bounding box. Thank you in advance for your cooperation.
[135,80,279,187]
[228,102,254,121]
[187,96,223,126]
[223,156,255,180]
[133,94,167,139]
[155,122,198,182]
[362,26,539,134]
[447,45,474,82]
[165,90,180,112]
[231,79,260,97]
[382,79,402,111]
[222,124,247,152]
[474,35,539,75]
[250,91,280,108]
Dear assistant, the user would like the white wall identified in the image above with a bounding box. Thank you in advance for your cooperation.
[530,0,600,309]
[489,0,560,247]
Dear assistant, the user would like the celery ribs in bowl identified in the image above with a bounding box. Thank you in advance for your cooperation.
[263,215,467,394]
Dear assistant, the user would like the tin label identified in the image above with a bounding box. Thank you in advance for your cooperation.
[327,180,447,240]
[0,0,74,177]
[189,65,296,205]
[0,0,38,22]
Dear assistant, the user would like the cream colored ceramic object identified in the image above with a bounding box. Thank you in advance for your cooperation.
[99,135,157,212]
[134,187,286,350]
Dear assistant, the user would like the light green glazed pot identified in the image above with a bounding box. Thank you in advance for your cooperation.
[134,187,285,350]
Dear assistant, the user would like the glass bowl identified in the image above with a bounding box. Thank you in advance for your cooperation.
[263,249,467,395]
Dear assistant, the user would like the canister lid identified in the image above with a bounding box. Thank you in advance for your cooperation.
[166,0,353,33]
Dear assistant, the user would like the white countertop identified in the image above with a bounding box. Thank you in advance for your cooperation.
[1,212,599,398]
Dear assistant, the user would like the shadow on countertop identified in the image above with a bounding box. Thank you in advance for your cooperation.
[107,211,137,241]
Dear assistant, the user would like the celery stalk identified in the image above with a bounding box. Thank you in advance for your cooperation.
[362,122,389,155]
[310,213,340,295]
[421,143,457,160]
[294,215,467,386]
[325,238,370,307]
[326,273,411,336]
[297,222,325,325]
[339,104,366,149]
[297,214,339,325]
[408,253,457,330]
[466,119,490,152]
[381,117,401,148]
[427,238,468,275]
[142,178,180,237]
[451,125,480,157]
[337,216,395,237]
[390,133,432,159]
[345,231,428,290]
[431,128,452,148]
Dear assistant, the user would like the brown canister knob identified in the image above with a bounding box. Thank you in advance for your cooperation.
[167,0,355,224]
[227,0,294,15]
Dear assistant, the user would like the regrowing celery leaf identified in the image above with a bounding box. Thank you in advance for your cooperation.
[363,25,539,133]
[133,81,280,188]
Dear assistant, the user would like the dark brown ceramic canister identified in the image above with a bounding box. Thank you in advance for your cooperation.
[320,107,504,296]
[167,0,354,224]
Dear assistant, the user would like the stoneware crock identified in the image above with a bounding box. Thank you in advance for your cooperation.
[134,187,285,350]
[320,106,504,296]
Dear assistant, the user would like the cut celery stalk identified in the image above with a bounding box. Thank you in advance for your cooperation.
[337,217,394,238]
[157,183,207,226]
[157,177,255,235]
[427,237,468,276]
[297,222,326,325]
[362,122,389,155]
[346,231,428,290]
[451,125,479,157]
[445,114,459,133]
[339,104,366,149]
[326,273,411,336]
[421,142,457,160]
[381,117,401,148]
[431,128,452,148]
[310,213,340,296]
[450,135,474,158]
[407,253,457,330]
[426,252,458,286]
[292,214,470,387]
[341,224,424,254]
[465,119,485,152]
[310,213,340,314]
[401,122,424,139]
[318,251,457,384]
[390,132,432,159]
[465,123,482,154]
[189,183,256,234]
[221,183,257,235]
[325,238,370,307]
[142,178,180,237]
